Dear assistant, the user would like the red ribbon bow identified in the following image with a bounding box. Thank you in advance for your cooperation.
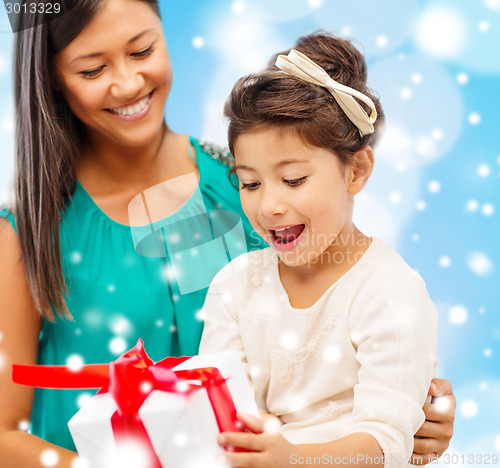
[13,340,241,468]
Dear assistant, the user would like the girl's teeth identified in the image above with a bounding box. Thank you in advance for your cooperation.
[112,94,150,116]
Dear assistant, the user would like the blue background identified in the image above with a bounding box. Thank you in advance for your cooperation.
[0,0,499,463]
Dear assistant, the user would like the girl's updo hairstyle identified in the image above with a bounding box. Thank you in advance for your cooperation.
[225,32,385,166]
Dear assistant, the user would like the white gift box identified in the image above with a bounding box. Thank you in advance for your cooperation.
[68,351,258,468]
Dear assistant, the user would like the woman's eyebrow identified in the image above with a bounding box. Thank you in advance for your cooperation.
[70,29,155,64]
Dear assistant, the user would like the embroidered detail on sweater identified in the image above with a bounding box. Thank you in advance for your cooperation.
[321,401,339,419]
[199,140,234,168]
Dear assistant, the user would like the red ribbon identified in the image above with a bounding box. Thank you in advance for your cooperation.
[13,340,242,468]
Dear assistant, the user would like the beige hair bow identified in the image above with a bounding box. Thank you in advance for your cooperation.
[275,49,377,136]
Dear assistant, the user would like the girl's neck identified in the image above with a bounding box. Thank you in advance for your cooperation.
[278,226,371,309]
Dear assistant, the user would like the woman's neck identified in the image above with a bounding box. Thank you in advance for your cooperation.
[76,124,194,197]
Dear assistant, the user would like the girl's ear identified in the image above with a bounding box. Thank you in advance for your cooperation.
[347,146,374,195]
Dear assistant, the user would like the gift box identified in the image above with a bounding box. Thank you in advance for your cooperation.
[13,340,259,468]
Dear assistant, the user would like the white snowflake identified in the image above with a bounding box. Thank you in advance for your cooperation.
[411,73,423,85]
[460,399,478,418]
[456,72,469,85]
[400,87,412,99]
[466,199,479,212]
[477,164,491,177]
[433,395,454,414]
[478,20,490,32]
[66,354,84,372]
[389,191,402,204]
[195,309,206,321]
[280,331,299,351]
[431,128,443,140]
[72,457,91,468]
[468,112,481,125]
[76,393,93,409]
[448,305,468,325]
[376,35,389,48]
[249,364,262,379]
[439,256,451,268]
[40,449,59,467]
[109,337,127,355]
[192,36,205,49]
[308,0,323,9]
[17,419,30,431]
[110,316,133,336]
[467,251,494,276]
[416,200,426,211]
[231,1,246,15]
[494,434,500,451]
[322,345,342,364]
[428,180,441,193]
[70,251,82,265]
[173,432,189,447]
[482,203,494,216]
[140,381,153,394]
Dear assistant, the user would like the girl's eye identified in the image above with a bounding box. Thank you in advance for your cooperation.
[241,182,260,191]
[284,176,307,187]
[79,66,105,78]
[132,45,154,58]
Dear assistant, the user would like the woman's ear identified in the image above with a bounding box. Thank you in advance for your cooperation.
[347,146,374,195]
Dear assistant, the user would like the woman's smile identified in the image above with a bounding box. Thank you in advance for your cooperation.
[106,89,154,121]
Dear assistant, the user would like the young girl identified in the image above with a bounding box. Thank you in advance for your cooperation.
[199,32,440,467]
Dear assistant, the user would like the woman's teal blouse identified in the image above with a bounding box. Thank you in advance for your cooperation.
[0,137,266,450]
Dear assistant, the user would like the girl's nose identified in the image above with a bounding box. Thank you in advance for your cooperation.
[258,187,287,218]
[109,62,145,101]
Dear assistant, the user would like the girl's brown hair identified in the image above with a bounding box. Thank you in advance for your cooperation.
[225,32,385,165]
[12,0,160,321]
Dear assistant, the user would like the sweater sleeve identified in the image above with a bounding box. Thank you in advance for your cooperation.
[198,254,249,375]
[341,265,438,468]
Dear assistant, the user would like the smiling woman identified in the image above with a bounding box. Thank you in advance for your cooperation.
[0,0,266,466]
[51,0,172,147]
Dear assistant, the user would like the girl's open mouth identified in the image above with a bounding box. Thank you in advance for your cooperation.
[269,224,305,251]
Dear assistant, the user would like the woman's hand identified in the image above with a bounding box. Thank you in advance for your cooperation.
[218,413,294,468]
[411,378,456,465]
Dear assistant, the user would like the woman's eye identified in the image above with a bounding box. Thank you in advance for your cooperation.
[79,67,104,78]
[241,182,260,190]
[132,46,154,58]
[284,176,307,187]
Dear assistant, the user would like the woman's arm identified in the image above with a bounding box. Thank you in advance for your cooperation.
[0,220,78,468]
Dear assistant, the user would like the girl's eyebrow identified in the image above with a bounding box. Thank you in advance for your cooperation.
[235,159,310,172]
[70,29,155,64]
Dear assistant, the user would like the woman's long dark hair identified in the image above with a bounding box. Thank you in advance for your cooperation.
[14,0,160,320]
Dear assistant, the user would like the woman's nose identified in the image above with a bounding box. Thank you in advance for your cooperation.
[109,62,145,100]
